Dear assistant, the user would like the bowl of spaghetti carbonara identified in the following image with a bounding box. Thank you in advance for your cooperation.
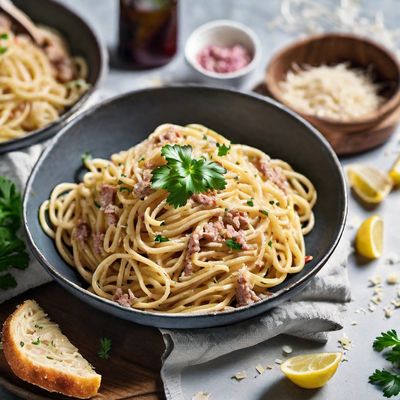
[24,86,347,329]
[0,0,106,153]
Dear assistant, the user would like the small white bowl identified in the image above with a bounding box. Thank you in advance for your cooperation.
[185,20,261,87]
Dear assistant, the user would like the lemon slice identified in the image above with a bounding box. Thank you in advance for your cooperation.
[389,156,400,186]
[281,352,342,389]
[355,215,383,259]
[347,164,392,204]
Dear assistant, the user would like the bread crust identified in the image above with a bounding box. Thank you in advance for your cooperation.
[2,301,101,399]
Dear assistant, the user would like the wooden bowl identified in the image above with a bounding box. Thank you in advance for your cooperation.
[265,33,400,155]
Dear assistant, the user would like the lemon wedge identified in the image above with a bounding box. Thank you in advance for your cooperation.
[347,164,392,204]
[355,215,383,259]
[281,352,342,389]
[389,156,400,186]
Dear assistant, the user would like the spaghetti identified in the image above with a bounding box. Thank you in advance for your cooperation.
[0,21,89,142]
[40,124,317,314]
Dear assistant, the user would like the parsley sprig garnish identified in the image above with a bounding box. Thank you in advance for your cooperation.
[151,145,227,208]
[369,330,400,397]
[225,238,242,250]
[0,177,29,290]
[155,234,169,243]
[98,337,112,359]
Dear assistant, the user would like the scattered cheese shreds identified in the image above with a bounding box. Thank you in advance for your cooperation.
[391,299,400,308]
[368,303,376,312]
[385,252,400,265]
[274,358,283,365]
[232,371,247,381]
[351,321,358,326]
[282,345,293,355]
[338,334,352,351]
[192,393,210,400]
[255,364,265,374]
[387,273,399,285]
[266,364,274,370]
[384,307,393,318]
[369,276,382,286]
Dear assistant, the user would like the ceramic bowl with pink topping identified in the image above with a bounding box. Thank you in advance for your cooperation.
[185,20,261,86]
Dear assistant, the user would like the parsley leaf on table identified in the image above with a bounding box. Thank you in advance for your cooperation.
[98,337,112,359]
[151,145,227,208]
[369,330,400,397]
[369,370,400,398]
[0,176,30,290]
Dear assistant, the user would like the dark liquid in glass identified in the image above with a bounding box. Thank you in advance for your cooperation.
[118,0,178,68]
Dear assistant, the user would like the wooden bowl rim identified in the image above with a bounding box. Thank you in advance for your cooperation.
[265,32,400,128]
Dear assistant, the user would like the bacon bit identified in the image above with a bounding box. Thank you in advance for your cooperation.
[224,209,250,230]
[113,288,135,307]
[191,193,217,207]
[74,221,90,245]
[133,169,153,199]
[99,184,116,209]
[235,267,260,307]
[304,255,313,263]
[154,127,181,145]
[93,232,105,254]
[202,217,225,242]
[256,159,289,192]
[104,204,119,226]
[183,229,201,276]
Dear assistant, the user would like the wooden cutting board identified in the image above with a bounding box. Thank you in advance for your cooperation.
[0,282,165,400]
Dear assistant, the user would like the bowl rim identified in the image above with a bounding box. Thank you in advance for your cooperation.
[265,32,400,127]
[0,0,108,153]
[184,19,262,80]
[23,85,348,323]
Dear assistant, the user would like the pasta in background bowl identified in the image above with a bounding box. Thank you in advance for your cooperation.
[24,86,347,329]
[0,0,107,154]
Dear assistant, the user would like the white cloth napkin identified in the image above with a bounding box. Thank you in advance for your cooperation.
[160,240,351,400]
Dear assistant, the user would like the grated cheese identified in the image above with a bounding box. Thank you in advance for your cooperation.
[280,63,384,121]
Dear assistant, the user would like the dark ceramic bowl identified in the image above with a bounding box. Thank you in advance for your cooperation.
[0,0,107,154]
[24,86,347,329]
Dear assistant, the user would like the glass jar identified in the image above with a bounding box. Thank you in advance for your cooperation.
[118,0,178,68]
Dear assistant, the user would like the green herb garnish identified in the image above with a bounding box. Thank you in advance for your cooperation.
[216,143,231,156]
[225,238,242,250]
[20,341,24,347]
[151,145,227,208]
[268,240,273,247]
[81,152,92,164]
[0,33,8,40]
[94,201,101,209]
[0,47,7,55]
[155,235,169,243]
[369,330,400,397]
[98,337,112,359]
[260,210,269,216]
[247,198,254,207]
[32,338,40,345]
[0,177,29,290]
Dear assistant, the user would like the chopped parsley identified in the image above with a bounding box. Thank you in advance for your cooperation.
[121,174,127,178]
[225,238,242,250]
[32,338,40,345]
[247,198,254,207]
[20,341,24,347]
[155,235,169,243]
[34,324,43,329]
[260,210,269,216]
[268,240,273,248]
[0,47,7,55]
[0,33,8,40]
[216,143,231,156]
[94,201,101,209]
[203,134,208,141]
[151,144,227,208]
[98,337,112,359]
[81,152,92,164]
[269,200,275,205]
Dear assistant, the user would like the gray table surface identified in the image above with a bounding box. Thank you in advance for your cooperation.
[2,1,400,399]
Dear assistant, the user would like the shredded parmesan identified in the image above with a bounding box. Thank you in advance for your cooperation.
[280,63,384,121]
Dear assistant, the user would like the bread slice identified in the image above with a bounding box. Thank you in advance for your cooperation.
[2,300,101,399]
